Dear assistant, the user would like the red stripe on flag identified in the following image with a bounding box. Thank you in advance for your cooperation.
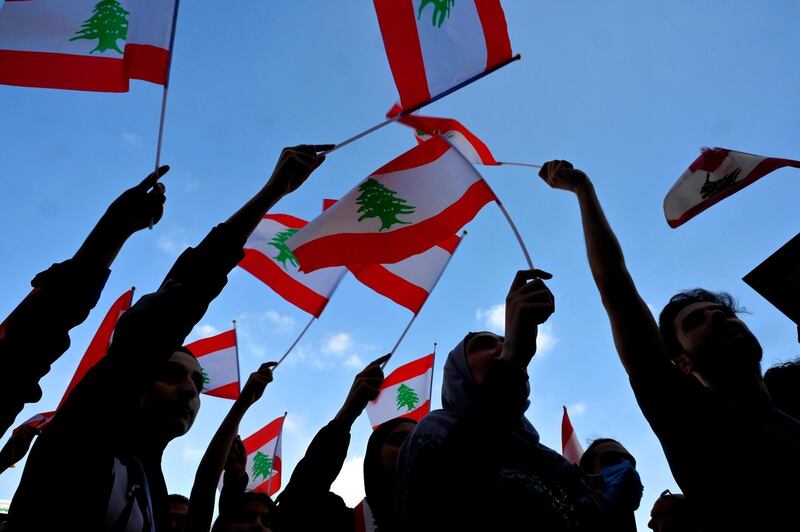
[381,354,434,389]
[123,43,169,85]
[0,50,129,92]
[373,0,431,111]
[185,329,236,358]
[352,264,429,314]
[294,180,495,272]
[265,214,308,229]
[372,136,451,176]
[243,417,285,454]
[398,115,499,165]
[56,290,134,410]
[203,381,240,400]
[371,400,431,430]
[668,156,800,228]
[436,233,461,254]
[474,0,513,69]
[561,407,575,454]
[252,458,282,496]
[238,250,330,317]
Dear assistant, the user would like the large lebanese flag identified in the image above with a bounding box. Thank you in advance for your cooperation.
[13,289,134,434]
[123,0,177,85]
[366,353,433,429]
[243,416,285,496]
[0,0,175,91]
[239,215,347,317]
[561,406,583,465]
[352,233,461,314]
[184,329,240,400]
[393,109,499,166]
[288,136,495,273]
[374,0,513,112]
[664,148,800,228]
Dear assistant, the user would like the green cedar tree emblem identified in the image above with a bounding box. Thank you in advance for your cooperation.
[70,0,130,55]
[699,167,742,200]
[251,451,274,482]
[356,179,416,232]
[200,367,210,391]
[396,384,420,412]
[269,228,300,269]
[418,0,455,28]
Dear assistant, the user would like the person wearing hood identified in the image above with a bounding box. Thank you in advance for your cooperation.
[395,269,608,532]
[274,354,416,532]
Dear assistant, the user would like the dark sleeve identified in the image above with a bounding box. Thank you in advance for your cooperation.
[275,419,354,531]
[396,359,529,529]
[0,259,110,435]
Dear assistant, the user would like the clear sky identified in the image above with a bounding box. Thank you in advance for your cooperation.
[1,1,798,528]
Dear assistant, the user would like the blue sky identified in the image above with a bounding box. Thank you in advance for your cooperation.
[1,1,798,528]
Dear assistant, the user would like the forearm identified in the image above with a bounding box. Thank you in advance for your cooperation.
[185,400,249,532]
[281,419,351,499]
[224,182,286,250]
[72,213,132,271]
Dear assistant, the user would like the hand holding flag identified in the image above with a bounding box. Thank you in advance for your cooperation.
[334,354,391,427]
[538,160,590,194]
[238,362,278,407]
[266,144,335,198]
[103,165,169,234]
[500,269,555,369]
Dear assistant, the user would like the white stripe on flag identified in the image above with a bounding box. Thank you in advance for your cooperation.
[246,437,280,491]
[367,369,431,427]
[196,346,238,392]
[126,0,174,49]
[379,245,452,292]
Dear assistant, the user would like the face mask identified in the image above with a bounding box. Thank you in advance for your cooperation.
[599,459,643,511]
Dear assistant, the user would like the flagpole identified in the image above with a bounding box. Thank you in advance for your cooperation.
[267,411,287,497]
[323,54,522,156]
[497,161,542,169]
[149,0,182,228]
[382,231,467,370]
[232,319,242,397]
[428,342,437,407]
[275,315,315,367]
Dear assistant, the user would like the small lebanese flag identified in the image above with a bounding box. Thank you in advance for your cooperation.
[392,109,499,166]
[123,0,177,85]
[239,215,347,317]
[353,498,377,532]
[12,288,134,434]
[243,415,285,496]
[374,0,513,112]
[0,0,175,91]
[561,406,584,465]
[352,234,461,314]
[184,328,240,400]
[288,136,495,273]
[664,148,800,228]
[366,353,433,429]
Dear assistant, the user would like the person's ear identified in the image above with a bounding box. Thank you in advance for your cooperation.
[673,353,693,375]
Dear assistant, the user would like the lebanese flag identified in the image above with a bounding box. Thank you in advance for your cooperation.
[288,136,495,273]
[352,233,461,314]
[664,148,800,228]
[374,0,513,112]
[0,0,129,91]
[243,415,285,496]
[12,289,133,434]
[354,498,377,532]
[392,109,499,166]
[366,353,433,429]
[561,406,584,465]
[123,0,177,85]
[239,215,347,317]
[184,328,240,400]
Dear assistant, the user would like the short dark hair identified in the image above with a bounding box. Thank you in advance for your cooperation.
[168,493,190,506]
[176,345,196,358]
[764,358,800,411]
[579,438,635,472]
[658,289,741,359]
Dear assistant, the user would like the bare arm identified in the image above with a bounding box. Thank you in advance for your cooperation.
[184,362,276,532]
[539,161,666,374]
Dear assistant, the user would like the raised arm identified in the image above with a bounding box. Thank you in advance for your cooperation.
[184,362,276,532]
[539,161,666,374]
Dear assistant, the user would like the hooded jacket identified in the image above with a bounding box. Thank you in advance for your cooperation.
[395,335,606,532]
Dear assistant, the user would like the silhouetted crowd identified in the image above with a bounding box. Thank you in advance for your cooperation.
[0,151,798,532]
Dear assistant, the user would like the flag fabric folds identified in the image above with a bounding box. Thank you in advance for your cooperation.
[374,0,513,112]
[0,0,176,91]
[351,234,461,314]
[243,415,285,496]
[393,110,499,166]
[184,328,240,400]
[288,136,495,273]
[367,353,433,429]
[561,406,584,465]
[664,148,800,228]
[239,214,347,317]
